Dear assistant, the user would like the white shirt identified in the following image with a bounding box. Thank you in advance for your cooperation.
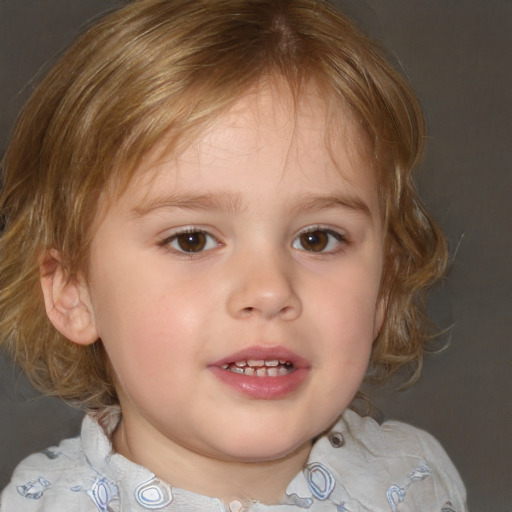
[0,408,467,511]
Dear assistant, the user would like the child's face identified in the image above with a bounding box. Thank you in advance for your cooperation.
[83,83,384,468]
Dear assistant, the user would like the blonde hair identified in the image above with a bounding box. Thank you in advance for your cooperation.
[0,0,446,411]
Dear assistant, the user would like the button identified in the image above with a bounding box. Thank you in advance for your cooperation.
[328,431,344,448]
[228,499,244,512]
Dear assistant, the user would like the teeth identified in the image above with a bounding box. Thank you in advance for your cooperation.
[221,359,294,377]
[247,359,264,366]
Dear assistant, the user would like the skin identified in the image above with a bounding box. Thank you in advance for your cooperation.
[42,81,385,504]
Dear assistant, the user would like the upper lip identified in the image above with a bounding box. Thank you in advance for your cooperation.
[210,345,309,369]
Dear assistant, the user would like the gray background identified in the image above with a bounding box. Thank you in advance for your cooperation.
[1,1,511,510]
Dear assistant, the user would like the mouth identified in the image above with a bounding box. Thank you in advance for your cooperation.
[221,359,295,377]
[209,346,308,399]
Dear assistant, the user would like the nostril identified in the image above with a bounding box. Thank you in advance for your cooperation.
[228,284,302,321]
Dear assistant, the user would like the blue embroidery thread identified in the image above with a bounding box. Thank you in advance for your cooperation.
[304,462,336,500]
[408,465,430,482]
[134,477,173,509]
[87,476,118,512]
[386,485,406,512]
[287,493,314,508]
[386,465,432,511]
[17,477,51,500]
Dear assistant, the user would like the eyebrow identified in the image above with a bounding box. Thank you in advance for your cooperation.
[130,191,371,219]
[131,192,243,218]
[288,193,371,217]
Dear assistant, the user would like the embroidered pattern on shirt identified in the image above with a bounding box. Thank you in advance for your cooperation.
[386,465,430,511]
[17,477,51,500]
[87,475,119,512]
[134,477,173,509]
[287,493,314,508]
[304,462,336,500]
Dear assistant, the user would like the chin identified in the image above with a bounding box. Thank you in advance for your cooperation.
[212,432,312,464]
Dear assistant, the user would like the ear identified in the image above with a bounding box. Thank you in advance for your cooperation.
[373,295,387,340]
[40,250,99,345]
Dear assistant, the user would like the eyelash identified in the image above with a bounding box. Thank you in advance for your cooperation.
[159,226,348,255]
[159,228,221,255]
[292,226,348,254]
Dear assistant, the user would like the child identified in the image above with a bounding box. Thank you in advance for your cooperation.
[0,0,467,510]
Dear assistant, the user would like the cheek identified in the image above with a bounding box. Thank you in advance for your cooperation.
[313,268,381,335]
[306,270,381,394]
[90,268,217,379]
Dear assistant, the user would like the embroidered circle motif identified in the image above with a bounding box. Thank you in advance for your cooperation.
[87,477,118,512]
[134,478,172,509]
[304,462,336,500]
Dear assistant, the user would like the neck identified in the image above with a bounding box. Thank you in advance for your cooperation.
[112,417,312,504]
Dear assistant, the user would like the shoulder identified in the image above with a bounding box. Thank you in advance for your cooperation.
[0,418,107,512]
[320,409,468,511]
[340,409,462,466]
[340,408,459,463]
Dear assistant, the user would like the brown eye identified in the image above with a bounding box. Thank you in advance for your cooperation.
[174,232,208,252]
[299,230,329,252]
[293,228,345,253]
[164,229,220,254]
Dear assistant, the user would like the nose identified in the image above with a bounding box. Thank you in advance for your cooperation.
[226,250,302,321]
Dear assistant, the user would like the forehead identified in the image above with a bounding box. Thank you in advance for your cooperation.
[100,81,381,226]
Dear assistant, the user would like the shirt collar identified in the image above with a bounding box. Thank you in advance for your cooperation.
[81,407,349,511]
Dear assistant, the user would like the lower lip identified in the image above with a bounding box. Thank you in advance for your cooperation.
[209,366,309,399]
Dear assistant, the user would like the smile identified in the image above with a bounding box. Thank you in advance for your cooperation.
[221,360,294,377]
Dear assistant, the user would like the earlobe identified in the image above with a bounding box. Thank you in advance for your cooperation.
[373,296,387,340]
[40,251,99,346]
